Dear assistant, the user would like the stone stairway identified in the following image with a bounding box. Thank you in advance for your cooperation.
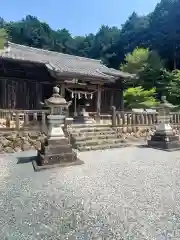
[67,125,130,151]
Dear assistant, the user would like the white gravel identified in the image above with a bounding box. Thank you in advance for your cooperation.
[0,147,180,239]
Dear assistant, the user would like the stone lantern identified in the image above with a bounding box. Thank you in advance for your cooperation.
[34,86,83,171]
[45,86,70,139]
[147,96,180,151]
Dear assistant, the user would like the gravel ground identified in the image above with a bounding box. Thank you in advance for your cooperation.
[0,147,180,239]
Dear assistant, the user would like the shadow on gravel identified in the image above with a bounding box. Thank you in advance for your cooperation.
[136,144,149,148]
[17,156,36,164]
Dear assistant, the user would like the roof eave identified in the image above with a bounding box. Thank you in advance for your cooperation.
[102,71,136,79]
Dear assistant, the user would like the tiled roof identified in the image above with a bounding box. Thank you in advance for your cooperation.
[0,42,134,80]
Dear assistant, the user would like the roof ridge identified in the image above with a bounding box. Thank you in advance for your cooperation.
[9,42,102,64]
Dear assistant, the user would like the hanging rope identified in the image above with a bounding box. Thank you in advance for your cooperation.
[66,87,97,99]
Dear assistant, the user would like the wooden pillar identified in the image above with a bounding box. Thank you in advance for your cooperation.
[4,79,7,108]
[35,82,42,109]
[119,80,124,111]
[96,84,101,122]
[110,89,114,109]
[60,83,65,97]
[1,79,6,108]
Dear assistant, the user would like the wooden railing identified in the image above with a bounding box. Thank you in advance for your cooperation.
[1,107,180,131]
[0,109,50,131]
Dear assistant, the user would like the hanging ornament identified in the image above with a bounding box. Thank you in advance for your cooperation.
[90,93,93,99]
[71,92,74,98]
[85,93,87,99]
[78,93,81,99]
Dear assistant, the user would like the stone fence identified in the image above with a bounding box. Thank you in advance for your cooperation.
[0,109,49,131]
[0,108,180,131]
[111,107,180,127]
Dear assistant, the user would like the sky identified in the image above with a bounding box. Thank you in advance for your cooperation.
[1,0,160,36]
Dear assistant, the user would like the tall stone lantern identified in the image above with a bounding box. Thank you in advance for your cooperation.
[34,86,83,171]
[148,96,180,151]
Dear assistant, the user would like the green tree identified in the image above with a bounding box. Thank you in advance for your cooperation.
[149,0,180,69]
[1,0,180,89]
[0,28,7,49]
[120,47,167,91]
[123,87,159,109]
[120,47,149,74]
[167,70,180,104]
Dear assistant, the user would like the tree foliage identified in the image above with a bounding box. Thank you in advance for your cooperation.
[1,0,180,106]
[0,28,7,49]
[123,87,158,109]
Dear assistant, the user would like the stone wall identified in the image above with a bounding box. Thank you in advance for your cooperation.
[0,125,180,153]
[113,125,180,142]
[0,131,46,153]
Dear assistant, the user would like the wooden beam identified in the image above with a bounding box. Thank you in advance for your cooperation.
[64,83,98,90]
[96,84,102,118]
[0,76,52,84]
[55,73,109,84]
[60,83,65,97]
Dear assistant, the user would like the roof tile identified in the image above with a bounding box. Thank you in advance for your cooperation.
[0,42,134,80]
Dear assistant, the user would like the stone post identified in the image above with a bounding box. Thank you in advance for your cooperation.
[112,106,116,127]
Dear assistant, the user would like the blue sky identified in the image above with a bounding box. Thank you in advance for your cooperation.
[1,0,160,36]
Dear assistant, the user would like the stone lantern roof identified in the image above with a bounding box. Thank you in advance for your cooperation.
[45,86,67,106]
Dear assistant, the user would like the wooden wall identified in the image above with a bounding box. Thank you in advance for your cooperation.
[101,88,123,113]
[0,78,43,109]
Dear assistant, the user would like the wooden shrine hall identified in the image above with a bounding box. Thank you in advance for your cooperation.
[0,42,134,117]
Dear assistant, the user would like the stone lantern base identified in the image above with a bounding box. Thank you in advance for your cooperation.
[33,136,84,171]
[147,123,180,151]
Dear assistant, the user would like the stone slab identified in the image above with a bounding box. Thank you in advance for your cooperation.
[32,157,84,172]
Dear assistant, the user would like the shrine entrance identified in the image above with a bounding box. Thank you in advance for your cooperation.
[64,87,97,117]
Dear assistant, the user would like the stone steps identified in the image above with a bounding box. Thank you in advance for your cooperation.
[77,142,130,151]
[71,130,116,137]
[69,127,114,134]
[75,138,126,147]
[68,125,130,152]
[74,133,119,141]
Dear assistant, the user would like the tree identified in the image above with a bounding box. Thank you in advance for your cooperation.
[120,47,149,74]
[0,0,180,103]
[167,70,180,104]
[123,87,159,109]
[0,28,7,49]
[120,47,167,91]
[148,0,180,69]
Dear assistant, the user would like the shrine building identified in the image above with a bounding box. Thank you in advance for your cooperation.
[0,42,134,117]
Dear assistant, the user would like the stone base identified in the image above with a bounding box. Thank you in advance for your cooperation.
[32,157,83,172]
[73,116,95,124]
[35,136,84,170]
[147,133,180,151]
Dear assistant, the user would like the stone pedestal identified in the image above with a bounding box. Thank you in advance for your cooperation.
[36,137,82,169]
[148,133,180,151]
[74,108,95,124]
[148,118,180,151]
[34,115,83,171]
[74,115,95,124]
[33,86,84,171]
